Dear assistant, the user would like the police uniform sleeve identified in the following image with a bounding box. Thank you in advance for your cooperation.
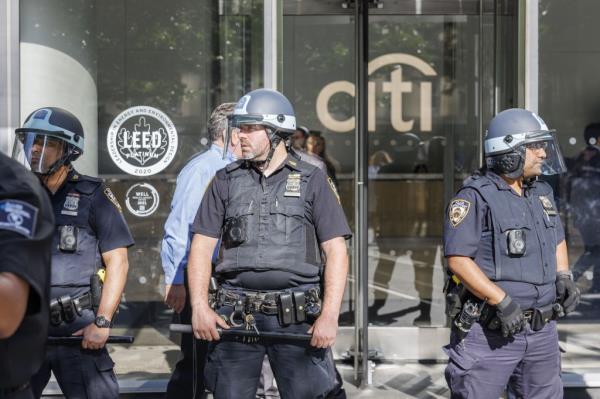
[90,185,134,253]
[444,188,486,258]
[0,156,53,315]
[308,169,352,242]
[191,170,227,238]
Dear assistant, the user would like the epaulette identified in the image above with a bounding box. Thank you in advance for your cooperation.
[225,160,245,173]
[71,173,103,195]
[286,155,317,176]
[530,179,553,196]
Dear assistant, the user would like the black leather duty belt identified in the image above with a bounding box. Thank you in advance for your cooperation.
[49,291,93,326]
[216,287,322,326]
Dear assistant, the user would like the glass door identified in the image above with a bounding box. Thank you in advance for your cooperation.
[283,0,519,384]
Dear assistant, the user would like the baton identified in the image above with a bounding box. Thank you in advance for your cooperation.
[48,336,135,345]
[170,323,312,342]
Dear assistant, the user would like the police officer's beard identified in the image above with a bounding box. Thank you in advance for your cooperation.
[242,140,269,163]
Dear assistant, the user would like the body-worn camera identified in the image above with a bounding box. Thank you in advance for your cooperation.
[59,225,78,252]
[507,229,526,256]
[223,216,247,248]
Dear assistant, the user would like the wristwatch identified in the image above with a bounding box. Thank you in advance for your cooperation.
[94,315,113,328]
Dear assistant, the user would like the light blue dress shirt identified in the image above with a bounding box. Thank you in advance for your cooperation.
[161,144,234,284]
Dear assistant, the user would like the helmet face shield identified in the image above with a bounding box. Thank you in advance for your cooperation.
[12,131,67,174]
[523,131,567,175]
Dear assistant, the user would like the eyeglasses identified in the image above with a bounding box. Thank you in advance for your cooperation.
[525,141,548,151]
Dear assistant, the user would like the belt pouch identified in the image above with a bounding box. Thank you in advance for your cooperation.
[293,292,306,323]
[532,304,553,331]
[59,295,76,323]
[278,293,294,325]
[50,298,63,326]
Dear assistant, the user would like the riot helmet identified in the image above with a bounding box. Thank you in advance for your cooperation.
[484,108,566,178]
[224,89,296,162]
[12,107,85,175]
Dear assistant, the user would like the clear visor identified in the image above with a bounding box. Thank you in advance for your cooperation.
[521,131,567,175]
[12,132,66,174]
[221,116,244,160]
[230,114,264,128]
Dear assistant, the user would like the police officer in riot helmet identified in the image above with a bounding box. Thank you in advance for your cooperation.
[188,89,352,398]
[443,108,580,398]
[12,107,134,398]
[0,152,53,399]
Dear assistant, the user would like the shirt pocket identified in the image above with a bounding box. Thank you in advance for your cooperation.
[270,203,305,244]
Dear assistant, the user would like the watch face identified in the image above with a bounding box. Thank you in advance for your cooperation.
[95,316,111,328]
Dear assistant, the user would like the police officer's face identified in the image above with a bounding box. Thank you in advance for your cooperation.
[238,124,271,160]
[523,142,547,178]
[30,135,65,172]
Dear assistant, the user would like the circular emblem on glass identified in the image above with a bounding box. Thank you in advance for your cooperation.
[125,183,160,217]
[107,106,178,176]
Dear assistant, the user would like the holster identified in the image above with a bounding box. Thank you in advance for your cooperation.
[444,276,467,319]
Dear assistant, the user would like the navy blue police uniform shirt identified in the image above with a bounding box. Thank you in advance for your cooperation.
[49,169,134,300]
[192,155,352,290]
[0,153,53,389]
[443,171,565,310]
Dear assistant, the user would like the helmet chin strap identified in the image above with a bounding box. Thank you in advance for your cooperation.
[249,127,282,170]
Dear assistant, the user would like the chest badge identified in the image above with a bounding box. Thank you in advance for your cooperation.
[539,195,557,216]
[448,199,471,227]
[284,173,302,197]
[61,192,80,216]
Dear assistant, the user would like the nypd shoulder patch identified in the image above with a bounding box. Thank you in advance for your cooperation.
[0,199,38,238]
[448,199,471,227]
[104,187,123,213]
[328,177,341,204]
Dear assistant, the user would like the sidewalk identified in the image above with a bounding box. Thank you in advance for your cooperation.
[41,324,600,398]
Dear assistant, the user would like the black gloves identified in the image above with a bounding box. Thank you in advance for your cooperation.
[556,271,580,315]
[496,295,525,338]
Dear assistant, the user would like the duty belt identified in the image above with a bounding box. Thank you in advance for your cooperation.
[49,291,94,326]
[216,287,322,327]
[483,302,561,332]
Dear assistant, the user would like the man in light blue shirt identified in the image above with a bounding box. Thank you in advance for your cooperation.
[161,102,240,398]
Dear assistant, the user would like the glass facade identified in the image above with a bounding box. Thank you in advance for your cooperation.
[19,0,265,339]
[282,1,518,329]
[540,0,600,322]
[5,0,596,385]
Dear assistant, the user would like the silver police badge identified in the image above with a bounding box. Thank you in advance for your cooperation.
[284,173,302,197]
[61,193,80,216]
[539,195,557,215]
[449,199,471,227]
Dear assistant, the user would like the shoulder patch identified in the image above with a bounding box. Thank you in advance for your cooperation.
[327,177,341,204]
[0,199,38,238]
[448,198,471,227]
[104,187,123,213]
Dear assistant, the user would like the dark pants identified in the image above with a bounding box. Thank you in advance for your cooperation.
[31,345,118,399]
[166,277,209,399]
[444,320,562,398]
[205,304,338,399]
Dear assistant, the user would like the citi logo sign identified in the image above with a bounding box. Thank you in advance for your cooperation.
[316,53,437,133]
